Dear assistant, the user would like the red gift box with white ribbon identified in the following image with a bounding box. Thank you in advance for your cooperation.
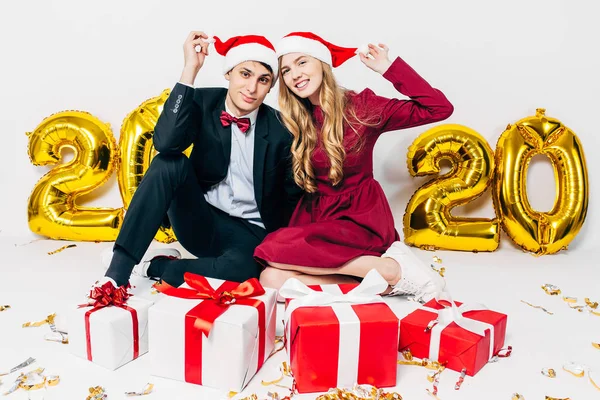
[280,270,400,393]
[398,292,508,376]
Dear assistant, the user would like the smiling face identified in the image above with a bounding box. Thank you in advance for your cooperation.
[280,53,324,105]
[225,61,273,116]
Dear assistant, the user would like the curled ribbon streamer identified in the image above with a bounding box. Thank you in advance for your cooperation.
[421,291,495,363]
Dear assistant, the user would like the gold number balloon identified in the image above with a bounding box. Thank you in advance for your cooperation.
[403,124,500,252]
[493,109,588,255]
[27,111,123,241]
[118,89,192,244]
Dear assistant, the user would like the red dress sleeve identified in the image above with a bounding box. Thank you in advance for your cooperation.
[355,56,454,134]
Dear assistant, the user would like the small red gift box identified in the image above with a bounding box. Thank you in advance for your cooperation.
[398,294,508,376]
[280,270,400,393]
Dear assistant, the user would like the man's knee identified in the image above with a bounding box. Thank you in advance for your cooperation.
[147,153,191,183]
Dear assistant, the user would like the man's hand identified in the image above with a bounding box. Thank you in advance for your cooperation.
[180,31,211,85]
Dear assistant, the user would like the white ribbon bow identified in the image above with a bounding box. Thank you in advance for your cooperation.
[422,291,495,362]
[278,269,389,388]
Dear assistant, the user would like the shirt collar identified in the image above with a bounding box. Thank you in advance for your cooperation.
[225,102,259,127]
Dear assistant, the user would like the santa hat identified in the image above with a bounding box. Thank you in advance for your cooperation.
[209,35,278,81]
[276,32,368,67]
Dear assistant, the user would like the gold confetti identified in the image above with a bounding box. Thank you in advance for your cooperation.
[593,342,600,350]
[125,383,154,396]
[585,298,598,309]
[562,296,577,303]
[541,368,557,378]
[239,395,258,400]
[562,362,585,378]
[590,370,600,391]
[316,384,403,399]
[521,300,553,315]
[87,386,107,400]
[541,284,561,296]
[23,313,56,328]
[433,256,442,264]
[228,391,238,398]
[512,394,525,400]
[545,397,570,400]
[0,305,10,312]
[430,264,445,277]
[48,244,77,255]
[568,303,585,312]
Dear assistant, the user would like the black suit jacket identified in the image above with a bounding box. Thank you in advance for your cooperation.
[153,83,302,233]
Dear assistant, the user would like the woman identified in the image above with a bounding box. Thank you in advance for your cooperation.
[254,32,453,301]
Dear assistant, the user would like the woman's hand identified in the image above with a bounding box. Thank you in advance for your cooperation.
[359,43,392,75]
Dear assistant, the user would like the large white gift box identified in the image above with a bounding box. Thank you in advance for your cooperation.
[149,273,277,392]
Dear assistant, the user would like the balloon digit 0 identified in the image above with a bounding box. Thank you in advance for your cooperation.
[493,109,588,255]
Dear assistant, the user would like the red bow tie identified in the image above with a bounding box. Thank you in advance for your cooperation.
[220,111,251,133]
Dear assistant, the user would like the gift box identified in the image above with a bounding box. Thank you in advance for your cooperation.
[280,270,399,393]
[149,273,277,392]
[69,282,152,370]
[398,293,508,376]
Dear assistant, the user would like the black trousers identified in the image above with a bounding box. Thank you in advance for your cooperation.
[114,153,266,286]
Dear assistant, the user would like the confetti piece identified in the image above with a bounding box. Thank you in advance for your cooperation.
[545,397,571,400]
[47,244,77,255]
[521,300,553,315]
[590,370,600,391]
[562,296,577,303]
[430,264,445,277]
[585,298,598,309]
[0,357,36,376]
[454,368,467,390]
[44,331,68,344]
[541,284,561,296]
[86,386,107,400]
[593,343,600,350]
[542,368,557,378]
[562,362,585,378]
[125,383,154,396]
[433,256,442,264]
[512,394,525,400]
[0,305,10,312]
[23,313,56,328]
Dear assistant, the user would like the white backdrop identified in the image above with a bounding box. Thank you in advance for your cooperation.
[1,0,597,252]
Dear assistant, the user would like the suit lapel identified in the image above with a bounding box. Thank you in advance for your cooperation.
[253,105,269,211]
[213,96,232,160]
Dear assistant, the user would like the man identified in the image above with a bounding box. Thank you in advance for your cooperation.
[99,32,302,288]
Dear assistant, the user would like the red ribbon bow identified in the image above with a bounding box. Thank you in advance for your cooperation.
[220,110,251,133]
[154,273,267,385]
[79,281,139,362]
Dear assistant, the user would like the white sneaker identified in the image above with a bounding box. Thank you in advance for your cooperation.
[101,247,181,278]
[382,241,445,302]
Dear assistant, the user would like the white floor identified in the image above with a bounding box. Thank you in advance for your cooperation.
[0,236,599,400]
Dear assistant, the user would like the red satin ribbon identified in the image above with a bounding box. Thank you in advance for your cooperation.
[154,273,267,385]
[79,281,140,362]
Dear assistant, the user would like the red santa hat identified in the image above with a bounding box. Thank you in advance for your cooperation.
[276,32,368,67]
[209,35,279,81]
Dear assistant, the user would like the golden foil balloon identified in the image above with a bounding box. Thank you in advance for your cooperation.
[493,109,588,255]
[403,124,499,252]
[118,89,192,244]
[27,111,123,241]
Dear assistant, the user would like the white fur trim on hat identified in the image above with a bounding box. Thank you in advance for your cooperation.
[222,43,279,80]
[276,36,332,65]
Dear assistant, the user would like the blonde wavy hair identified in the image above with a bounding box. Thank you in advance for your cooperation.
[278,60,375,193]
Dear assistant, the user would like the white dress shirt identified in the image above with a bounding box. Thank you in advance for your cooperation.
[178,82,264,229]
